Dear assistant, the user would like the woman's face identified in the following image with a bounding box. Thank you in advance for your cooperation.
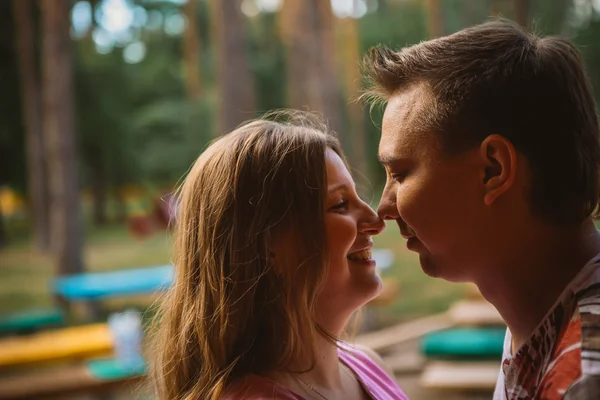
[317,148,386,329]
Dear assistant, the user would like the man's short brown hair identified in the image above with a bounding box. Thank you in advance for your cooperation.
[363,19,600,225]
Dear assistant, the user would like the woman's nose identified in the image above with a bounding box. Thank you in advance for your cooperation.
[360,204,386,236]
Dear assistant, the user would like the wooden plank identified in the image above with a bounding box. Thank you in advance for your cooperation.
[0,323,113,368]
[383,349,426,374]
[448,300,505,327]
[420,361,499,390]
[0,364,143,399]
[354,313,454,351]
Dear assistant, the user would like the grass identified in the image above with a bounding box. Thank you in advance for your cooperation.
[0,222,466,323]
[0,225,172,315]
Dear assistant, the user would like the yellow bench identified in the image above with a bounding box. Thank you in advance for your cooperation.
[0,323,113,369]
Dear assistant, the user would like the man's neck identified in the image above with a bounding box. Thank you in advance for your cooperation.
[476,219,600,352]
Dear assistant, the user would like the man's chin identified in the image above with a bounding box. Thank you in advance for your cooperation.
[420,256,468,282]
[421,264,441,278]
[419,255,440,278]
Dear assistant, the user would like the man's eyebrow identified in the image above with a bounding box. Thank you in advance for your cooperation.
[378,153,400,164]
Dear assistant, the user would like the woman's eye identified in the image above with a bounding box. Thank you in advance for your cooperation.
[331,200,348,211]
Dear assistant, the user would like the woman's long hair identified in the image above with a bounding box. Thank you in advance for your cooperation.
[150,111,344,400]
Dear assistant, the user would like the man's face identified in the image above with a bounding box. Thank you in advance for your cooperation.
[377,86,488,282]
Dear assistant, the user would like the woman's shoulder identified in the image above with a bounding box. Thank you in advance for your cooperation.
[222,375,304,400]
[338,342,388,368]
[341,342,395,376]
[338,342,409,400]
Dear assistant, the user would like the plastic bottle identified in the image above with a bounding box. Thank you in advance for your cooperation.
[108,309,145,371]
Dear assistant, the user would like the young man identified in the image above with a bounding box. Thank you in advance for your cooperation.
[364,20,600,399]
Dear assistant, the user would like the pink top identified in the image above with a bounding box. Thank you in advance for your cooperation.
[222,343,408,399]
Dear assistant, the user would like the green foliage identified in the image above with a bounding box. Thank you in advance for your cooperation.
[358,1,428,190]
[4,0,600,213]
[248,12,286,113]
[573,18,600,107]
[0,0,26,193]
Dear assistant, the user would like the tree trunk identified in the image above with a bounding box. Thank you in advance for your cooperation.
[425,0,443,39]
[92,184,108,225]
[114,188,127,224]
[211,0,255,134]
[490,0,508,18]
[90,153,108,225]
[336,4,367,188]
[183,0,202,101]
[0,207,7,249]
[280,0,344,137]
[12,0,51,252]
[39,0,84,275]
[514,0,531,28]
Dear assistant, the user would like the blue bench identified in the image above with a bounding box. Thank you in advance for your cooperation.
[53,264,173,301]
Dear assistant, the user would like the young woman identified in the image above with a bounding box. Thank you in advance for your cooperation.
[151,112,408,400]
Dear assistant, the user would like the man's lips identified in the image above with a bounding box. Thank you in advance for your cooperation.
[406,237,423,251]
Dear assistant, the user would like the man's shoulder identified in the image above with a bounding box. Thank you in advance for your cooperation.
[574,277,600,377]
[563,375,600,400]
[537,324,582,400]
[537,280,600,399]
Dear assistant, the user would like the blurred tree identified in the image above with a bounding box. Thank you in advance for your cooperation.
[12,0,50,251]
[123,25,208,184]
[443,0,489,32]
[2,0,598,246]
[491,0,503,16]
[0,0,26,247]
[280,0,344,137]
[75,39,135,225]
[574,18,600,107]
[39,0,83,274]
[183,0,202,101]
[0,209,5,249]
[248,12,286,113]
[531,0,573,35]
[514,0,531,28]
[425,0,444,38]
[211,0,256,134]
[359,0,428,190]
[336,3,367,189]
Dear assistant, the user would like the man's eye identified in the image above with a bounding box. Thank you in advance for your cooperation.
[391,173,405,183]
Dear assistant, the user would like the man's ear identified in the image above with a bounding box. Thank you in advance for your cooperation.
[480,134,517,206]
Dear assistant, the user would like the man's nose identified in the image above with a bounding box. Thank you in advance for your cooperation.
[377,186,400,221]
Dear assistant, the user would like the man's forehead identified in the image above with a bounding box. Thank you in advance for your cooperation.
[380,86,432,160]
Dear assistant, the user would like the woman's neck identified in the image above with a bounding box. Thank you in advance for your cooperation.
[299,334,344,388]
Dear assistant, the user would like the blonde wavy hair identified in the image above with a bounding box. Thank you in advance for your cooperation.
[150,111,345,400]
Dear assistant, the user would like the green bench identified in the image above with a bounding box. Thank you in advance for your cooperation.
[0,308,64,335]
